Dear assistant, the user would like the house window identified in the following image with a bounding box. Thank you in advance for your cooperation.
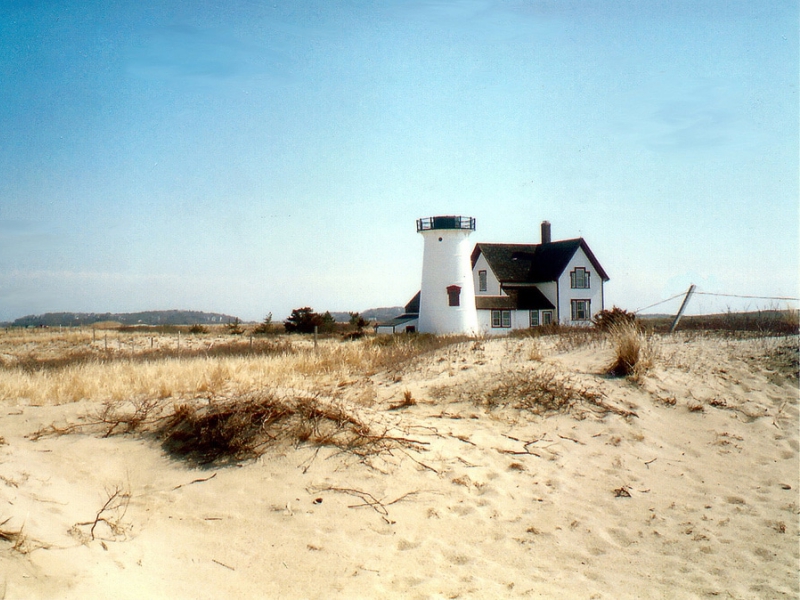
[570,267,591,289]
[542,311,553,325]
[492,309,511,328]
[571,300,591,321]
[530,311,539,327]
[478,270,487,292]
[447,285,461,307]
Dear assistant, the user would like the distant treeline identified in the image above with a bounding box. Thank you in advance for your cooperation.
[328,307,403,323]
[5,307,407,329]
[9,310,240,328]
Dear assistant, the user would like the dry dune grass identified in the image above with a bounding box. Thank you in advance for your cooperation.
[0,332,471,406]
[7,332,471,467]
[606,320,658,379]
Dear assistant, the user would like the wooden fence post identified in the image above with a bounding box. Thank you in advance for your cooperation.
[670,284,696,333]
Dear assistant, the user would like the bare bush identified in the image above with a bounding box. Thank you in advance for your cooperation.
[32,389,423,466]
[157,392,422,464]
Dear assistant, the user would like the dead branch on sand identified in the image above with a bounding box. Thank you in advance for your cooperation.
[29,390,427,467]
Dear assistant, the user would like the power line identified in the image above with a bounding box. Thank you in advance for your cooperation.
[634,289,799,315]
[634,292,686,314]
[694,291,800,302]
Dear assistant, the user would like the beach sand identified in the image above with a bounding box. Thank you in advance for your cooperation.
[1,333,797,599]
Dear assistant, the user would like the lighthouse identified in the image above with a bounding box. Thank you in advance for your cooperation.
[416,215,479,335]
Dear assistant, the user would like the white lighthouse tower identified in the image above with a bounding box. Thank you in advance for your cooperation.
[416,215,479,335]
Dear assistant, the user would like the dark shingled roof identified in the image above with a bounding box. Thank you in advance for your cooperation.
[475,288,555,311]
[514,287,556,310]
[404,291,421,314]
[475,296,516,310]
[471,238,609,284]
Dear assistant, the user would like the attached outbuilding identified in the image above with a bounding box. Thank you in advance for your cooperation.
[374,293,420,334]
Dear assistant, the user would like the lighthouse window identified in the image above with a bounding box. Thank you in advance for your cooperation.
[446,285,461,307]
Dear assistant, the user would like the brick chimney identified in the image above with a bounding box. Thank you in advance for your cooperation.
[541,221,551,244]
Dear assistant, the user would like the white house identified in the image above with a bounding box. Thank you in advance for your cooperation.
[377,220,609,335]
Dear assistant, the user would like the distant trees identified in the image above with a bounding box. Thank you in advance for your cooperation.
[252,313,273,335]
[226,317,244,335]
[349,312,369,332]
[284,308,339,334]
[284,307,324,334]
[320,311,336,333]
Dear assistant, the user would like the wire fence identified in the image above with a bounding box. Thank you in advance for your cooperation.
[634,289,800,315]
[630,286,799,334]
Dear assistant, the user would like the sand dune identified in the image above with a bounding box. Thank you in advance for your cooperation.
[1,333,797,599]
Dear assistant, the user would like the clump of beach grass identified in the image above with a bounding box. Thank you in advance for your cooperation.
[606,321,657,380]
[451,364,636,418]
[482,366,599,414]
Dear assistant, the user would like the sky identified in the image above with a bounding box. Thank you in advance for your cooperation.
[1,0,798,323]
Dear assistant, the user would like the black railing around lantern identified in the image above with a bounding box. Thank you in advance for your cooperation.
[416,216,476,232]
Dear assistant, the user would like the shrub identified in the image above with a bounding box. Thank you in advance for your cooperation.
[284,307,324,334]
[320,311,336,334]
[593,307,637,332]
[226,318,244,335]
[349,312,369,332]
[252,313,273,335]
[188,324,208,335]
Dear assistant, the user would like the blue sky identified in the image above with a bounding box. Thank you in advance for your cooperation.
[1,0,797,322]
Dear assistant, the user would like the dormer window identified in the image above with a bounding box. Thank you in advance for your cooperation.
[570,267,590,289]
[447,285,461,307]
